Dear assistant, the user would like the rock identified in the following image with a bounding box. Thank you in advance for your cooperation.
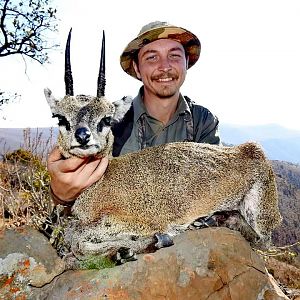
[0,226,65,299]
[266,257,300,289]
[265,257,300,299]
[25,227,287,300]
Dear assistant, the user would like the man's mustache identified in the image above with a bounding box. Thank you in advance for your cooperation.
[151,72,179,80]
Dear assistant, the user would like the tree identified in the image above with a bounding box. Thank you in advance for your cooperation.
[0,0,59,64]
[0,89,19,107]
[0,0,58,109]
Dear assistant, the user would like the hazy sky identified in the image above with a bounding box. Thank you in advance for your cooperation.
[1,0,300,130]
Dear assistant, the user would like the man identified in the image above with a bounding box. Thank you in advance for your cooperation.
[48,21,221,207]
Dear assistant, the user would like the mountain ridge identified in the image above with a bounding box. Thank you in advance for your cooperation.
[220,123,300,164]
[0,124,300,164]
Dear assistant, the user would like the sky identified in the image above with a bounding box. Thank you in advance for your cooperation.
[0,0,300,130]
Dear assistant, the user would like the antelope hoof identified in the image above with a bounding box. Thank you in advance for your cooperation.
[115,247,137,265]
[191,216,218,229]
[154,233,174,249]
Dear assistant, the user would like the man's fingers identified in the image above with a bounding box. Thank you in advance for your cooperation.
[48,147,88,173]
[47,149,108,201]
[47,147,62,162]
[73,156,101,176]
[59,157,88,173]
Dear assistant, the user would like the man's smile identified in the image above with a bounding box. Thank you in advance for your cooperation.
[156,77,174,82]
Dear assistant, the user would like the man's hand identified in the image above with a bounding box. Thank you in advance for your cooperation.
[47,147,109,205]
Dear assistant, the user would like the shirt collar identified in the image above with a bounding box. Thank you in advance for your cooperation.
[133,87,147,123]
[132,86,191,123]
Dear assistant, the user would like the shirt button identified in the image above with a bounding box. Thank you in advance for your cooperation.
[183,115,192,122]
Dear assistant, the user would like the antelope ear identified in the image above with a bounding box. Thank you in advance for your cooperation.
[44,88,59,112]
[112,96,133,122]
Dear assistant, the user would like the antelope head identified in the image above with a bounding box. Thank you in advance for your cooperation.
[44,29,132,158]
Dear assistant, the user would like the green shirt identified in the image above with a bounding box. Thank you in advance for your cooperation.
[119,88,221,156]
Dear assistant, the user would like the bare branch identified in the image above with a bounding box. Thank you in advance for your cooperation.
[0,0,59,64]
[0,0,9,46]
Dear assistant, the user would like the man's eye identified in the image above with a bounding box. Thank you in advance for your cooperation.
[97,116,112,132]
[170,53,181,59]
[146,55,157,61]
[53,114,71,131]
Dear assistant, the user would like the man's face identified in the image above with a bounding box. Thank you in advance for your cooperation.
[133,39,188,99]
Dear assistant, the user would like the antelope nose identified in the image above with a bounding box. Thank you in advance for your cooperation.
[75,127,91,145]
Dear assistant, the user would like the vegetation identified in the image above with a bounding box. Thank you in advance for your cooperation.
[0,0,58,63]
[0,0,59,107]
[0,90,19,107]
[79,255,116,270]
[256,242,300,266]
[0,128,54,229]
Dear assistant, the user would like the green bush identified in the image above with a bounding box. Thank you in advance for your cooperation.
[79,255,116,270]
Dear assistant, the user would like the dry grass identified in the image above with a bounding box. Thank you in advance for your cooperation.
[256,241,300,266]
[0,128,55,231]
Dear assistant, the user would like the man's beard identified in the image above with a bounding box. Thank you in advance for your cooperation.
[155,87,177,98]
[151,72,179,99]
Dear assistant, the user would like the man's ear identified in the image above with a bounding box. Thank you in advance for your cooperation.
[133,61,142,80]
[112,96,133,122]
[186,56,189,69]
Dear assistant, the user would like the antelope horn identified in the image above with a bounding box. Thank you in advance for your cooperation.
[65,28,74,96]
[97,30,106,97]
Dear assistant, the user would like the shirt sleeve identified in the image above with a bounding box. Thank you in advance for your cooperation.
[192,105,222,145]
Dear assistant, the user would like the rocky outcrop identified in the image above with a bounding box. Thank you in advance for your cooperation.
[0,226,65,298]
[1,227,288,299]
[266,257,300,289]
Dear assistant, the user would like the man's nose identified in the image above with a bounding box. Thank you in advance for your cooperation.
[158,57,172,72]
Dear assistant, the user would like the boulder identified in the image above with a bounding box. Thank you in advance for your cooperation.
[0,226,289,299]
[0,226,65,299]
[265,257,300,299]
[27,227,287,299]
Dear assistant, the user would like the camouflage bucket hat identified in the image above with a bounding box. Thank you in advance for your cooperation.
[120,21,201,79]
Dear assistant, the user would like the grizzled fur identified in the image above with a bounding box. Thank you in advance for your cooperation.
[45,89,282,260]
[44,88,132,158]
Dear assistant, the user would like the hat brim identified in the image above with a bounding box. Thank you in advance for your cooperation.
[120,26,201,79]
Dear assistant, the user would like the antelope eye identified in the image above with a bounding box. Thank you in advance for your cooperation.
[53,114,71,131]
[97,116,112,132]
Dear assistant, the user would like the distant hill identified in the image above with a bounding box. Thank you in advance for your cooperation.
[220,123,300,164]
[271,160,300,256]
[0,124,300,164]
[0,127,57,156]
